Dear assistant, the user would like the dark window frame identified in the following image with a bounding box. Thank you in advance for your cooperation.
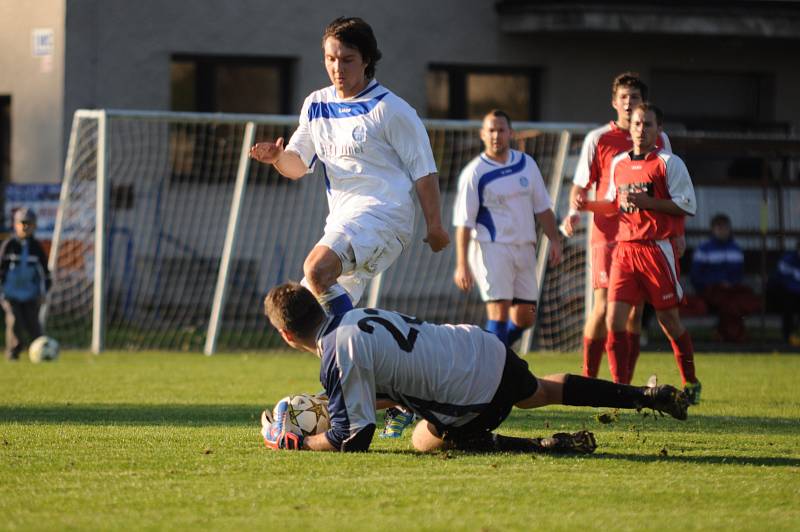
[427,64,541,120]
[170,54,294,114]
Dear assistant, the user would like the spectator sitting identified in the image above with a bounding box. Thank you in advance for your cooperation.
[766,241,800,346]
[690,213,761,342]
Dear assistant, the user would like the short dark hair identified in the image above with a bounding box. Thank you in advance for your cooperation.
[711,213,731,227]
[322,17,382,79]
[634,102,664,126]
[264,282,325,338]
[612,72,649,100]
[484,109,512,129]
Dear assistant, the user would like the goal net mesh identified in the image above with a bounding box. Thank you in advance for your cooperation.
[47,111,590,352]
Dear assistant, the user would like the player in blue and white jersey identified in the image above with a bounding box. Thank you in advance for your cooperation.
[250,17,449,316]
[452,110,562,346]
[261,282,690,453]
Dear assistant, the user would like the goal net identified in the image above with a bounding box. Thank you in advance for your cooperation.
[46,110,592,353]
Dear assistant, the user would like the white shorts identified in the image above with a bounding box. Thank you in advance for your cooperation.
[468,240,539,303]
[309,216,405,305]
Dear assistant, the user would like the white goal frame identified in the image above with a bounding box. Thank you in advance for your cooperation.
[48,109,594,354]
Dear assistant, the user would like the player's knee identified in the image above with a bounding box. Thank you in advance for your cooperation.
[411,421,445,453]
[656,311,683,339]
[303,257,335,293]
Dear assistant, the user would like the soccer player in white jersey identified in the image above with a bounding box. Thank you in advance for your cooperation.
[452,110,562,346]
[250,17,449,316]
[260,282,690,453]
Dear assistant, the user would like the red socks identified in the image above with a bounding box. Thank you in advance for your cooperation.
[670,330,697,385]
[626,332,641,385]
[582,337,605,378]
[604,331,629,383]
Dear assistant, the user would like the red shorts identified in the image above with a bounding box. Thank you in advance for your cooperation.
[608,240,684,310]
[590,242,616,289]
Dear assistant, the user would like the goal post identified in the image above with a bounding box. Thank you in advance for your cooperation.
[47,109,594,353]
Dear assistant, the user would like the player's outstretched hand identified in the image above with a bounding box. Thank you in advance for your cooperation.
[453,264,474,293]
[424,225,450,252]
[249,137,285,165]
[262,400,304,450]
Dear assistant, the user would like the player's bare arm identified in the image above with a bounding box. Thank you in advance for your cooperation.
[561,185,587,236]
[453,226,474,292]
[535,209,563,267]
[249,138,306,179]
[415,173,450,252]
[626,193,692,216]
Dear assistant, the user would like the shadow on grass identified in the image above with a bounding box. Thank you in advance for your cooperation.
[502,410,800,436]
[0,404,260,426]
[590,452,800,467]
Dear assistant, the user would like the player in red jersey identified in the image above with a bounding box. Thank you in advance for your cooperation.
[562,73,675,384]
[578,103,701,404]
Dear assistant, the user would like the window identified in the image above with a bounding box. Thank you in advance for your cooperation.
[169,56,293,183]
[170,55,293,114]
[426,66,539,121]
[651,70,780,133]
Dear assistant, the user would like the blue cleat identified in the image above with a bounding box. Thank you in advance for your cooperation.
[380,407,415,438]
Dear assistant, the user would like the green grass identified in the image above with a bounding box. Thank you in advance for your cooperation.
[2,350,799,531]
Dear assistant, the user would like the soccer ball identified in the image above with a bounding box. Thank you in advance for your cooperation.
[29,336,60,363]
[272,394,331,437]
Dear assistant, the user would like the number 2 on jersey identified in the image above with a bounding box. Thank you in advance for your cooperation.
[357,309,421,352]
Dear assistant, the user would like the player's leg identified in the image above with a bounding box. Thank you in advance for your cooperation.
[625,303,644,384]
[605,243,646,383]
[411,420,446,452]
[302,244,350,314]
[643,239,701,403]
[514,373,688,420]
[2,299,24,361]
[655,307,701,403]
[486,300,511,344]
[470,241,515,345]
[507,243,538,346]
[582,288,607,377]
[508,302,535,346]
[582,242,613,377]
[605,301,633,383]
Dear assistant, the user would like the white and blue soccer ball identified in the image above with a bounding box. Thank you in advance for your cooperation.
[29,335,60,363]
[263,393,331,437]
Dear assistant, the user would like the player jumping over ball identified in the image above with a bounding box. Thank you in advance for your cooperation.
[577,103,701,404]
[260,282,690,453]
[249,17,449,317]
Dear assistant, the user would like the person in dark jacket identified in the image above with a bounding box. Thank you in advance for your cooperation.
[690,213,761,342]
[767,241,800,345]
[0,208,52,360]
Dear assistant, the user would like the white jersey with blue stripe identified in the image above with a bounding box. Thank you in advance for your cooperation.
[316,308,506,451]
[452,150,552,243]
[285,80,437,242]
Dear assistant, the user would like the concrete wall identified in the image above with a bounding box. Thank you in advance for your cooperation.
[0,0,65,183]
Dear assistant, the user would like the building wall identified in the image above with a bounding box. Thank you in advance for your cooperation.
[3,0,800,186]
[0,0,65,184]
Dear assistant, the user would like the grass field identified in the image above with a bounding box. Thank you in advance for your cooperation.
[2,349,799,531]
